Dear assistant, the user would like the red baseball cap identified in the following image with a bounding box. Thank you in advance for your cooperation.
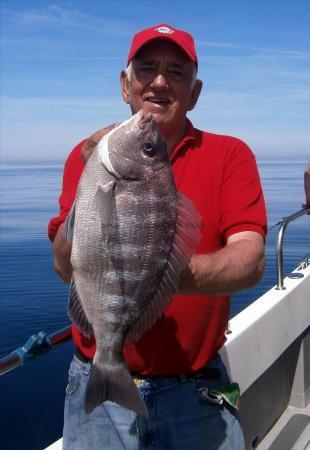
[127,24,198,66]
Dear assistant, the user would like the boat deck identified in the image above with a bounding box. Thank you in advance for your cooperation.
[256,404,310,450]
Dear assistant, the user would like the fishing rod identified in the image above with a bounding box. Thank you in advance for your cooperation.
[0,325,72,376]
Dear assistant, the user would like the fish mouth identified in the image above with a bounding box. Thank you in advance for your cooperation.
[137,110,155,131]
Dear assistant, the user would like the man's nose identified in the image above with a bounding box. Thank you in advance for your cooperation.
[150,73,169,89]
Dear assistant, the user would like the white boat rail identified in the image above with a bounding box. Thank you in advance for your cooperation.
[276,206,310,290]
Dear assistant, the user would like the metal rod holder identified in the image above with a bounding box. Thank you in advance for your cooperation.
[276,207,310,290]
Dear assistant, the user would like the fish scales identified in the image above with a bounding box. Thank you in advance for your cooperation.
[66,111,201,416]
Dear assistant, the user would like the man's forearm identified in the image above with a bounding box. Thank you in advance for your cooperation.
[179,235,265,296]
[53,222,72,283]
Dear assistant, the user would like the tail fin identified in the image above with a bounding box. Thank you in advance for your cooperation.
[84,361,148,417]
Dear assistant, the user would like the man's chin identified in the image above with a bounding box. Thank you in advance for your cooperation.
[142,101,168,115]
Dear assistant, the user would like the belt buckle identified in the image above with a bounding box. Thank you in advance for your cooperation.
[133,376,146,386]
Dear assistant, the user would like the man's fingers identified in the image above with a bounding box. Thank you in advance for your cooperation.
[81,123,118,162]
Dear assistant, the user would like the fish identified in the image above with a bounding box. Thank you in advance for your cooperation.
[66,110,201,417]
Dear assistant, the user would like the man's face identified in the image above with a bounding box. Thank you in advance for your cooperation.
[121,40,201,136]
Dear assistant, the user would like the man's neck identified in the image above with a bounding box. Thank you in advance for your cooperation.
[162,119,187,154]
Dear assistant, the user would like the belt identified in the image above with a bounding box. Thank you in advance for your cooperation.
[74,347,93,363]
[74,348,222,382]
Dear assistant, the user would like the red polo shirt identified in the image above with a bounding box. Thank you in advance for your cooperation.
[48,121,267,375]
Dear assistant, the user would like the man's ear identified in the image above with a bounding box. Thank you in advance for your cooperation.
[120,70,130,104]
[188,79,203,111]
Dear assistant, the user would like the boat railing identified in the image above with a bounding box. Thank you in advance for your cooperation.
[276,206,310,290]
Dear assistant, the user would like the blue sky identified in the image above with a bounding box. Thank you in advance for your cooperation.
[1,0,309,163]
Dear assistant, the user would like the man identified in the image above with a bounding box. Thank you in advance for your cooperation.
[49,24,267,450]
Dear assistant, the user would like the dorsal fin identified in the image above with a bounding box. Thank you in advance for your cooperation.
[125,191,201,345]
[65,198,77,242]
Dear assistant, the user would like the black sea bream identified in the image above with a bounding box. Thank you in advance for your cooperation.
[66,110,201,416]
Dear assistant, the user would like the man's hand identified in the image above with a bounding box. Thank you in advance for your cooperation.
[178,231,265,296]
[81,123,118,162]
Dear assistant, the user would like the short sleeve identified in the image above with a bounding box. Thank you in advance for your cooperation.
[219,138,267,241]
[47,141,86,241]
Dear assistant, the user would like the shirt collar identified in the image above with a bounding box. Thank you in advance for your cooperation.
[170,119,196,163]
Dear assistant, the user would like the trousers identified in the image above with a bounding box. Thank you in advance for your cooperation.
[63,353,246,450]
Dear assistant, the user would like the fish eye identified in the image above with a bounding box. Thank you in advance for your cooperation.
[144,142,153,151]
[142,141,156,156]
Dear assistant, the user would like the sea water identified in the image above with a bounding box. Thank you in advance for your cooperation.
[0,160,309,450]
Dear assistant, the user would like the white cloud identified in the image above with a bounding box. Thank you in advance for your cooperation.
[196,40,242,49]
[2,5,133,36]
[195,87,310,122]
[197,39,310,59]
[4,4,87,25]
[1,96,127,121]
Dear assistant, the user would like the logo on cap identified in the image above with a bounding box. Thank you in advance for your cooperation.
[155,26,174,35]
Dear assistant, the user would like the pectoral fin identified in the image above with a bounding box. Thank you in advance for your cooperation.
[94,181,116,241]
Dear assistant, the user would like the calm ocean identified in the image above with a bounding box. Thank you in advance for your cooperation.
[0,160,309,450]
